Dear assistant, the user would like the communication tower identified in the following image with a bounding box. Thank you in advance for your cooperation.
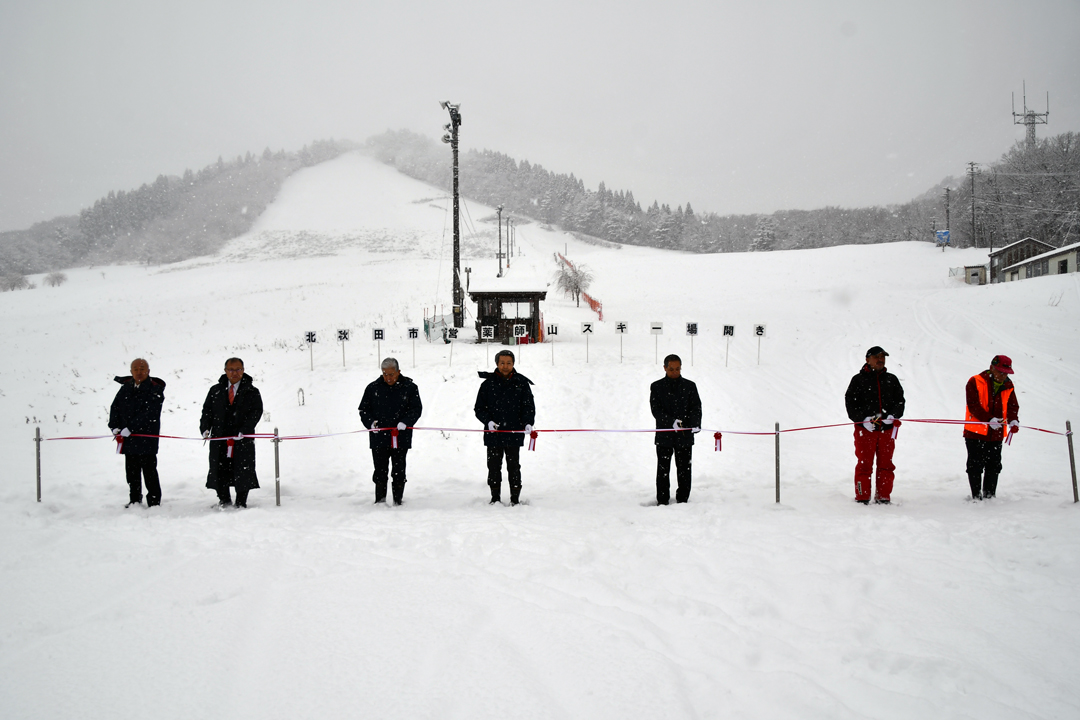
[1012,82,1049,147]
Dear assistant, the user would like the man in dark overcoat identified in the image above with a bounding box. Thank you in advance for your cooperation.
[474,349,535,505]
[844,345,906,504]
[358,357,423,505]
[108,357,166,507]
[200,357,263,508]
[650,354,703,505]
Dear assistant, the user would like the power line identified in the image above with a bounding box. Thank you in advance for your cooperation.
[989,172,1079,178]
[977,198,1079,214]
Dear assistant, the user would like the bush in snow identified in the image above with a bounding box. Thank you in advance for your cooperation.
[2,273,29,291]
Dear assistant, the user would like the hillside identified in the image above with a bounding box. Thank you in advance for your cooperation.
[1,152,1079,720]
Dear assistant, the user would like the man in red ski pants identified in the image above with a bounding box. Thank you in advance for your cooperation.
[844,346,906,504]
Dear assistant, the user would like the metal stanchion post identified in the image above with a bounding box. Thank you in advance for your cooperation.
[774,422,780,504]
[274,427,281,507]
[1067,420,1077,504]
[35,426,42,502]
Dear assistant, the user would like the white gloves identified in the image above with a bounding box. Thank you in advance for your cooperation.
[487,421,499,432]
[883,415,895,425]
[235,433,244,440]
[863,416,876,432]
[202,430,211,439]
[397,422,407,431]
[112,428,121,436]
[673,419,683,430]
[988,417,1003,431]
[692,427,701,434]
[120,428,131,437]
[371,421,379,433]
[525,424,533,434]
[1009,420,1019,432]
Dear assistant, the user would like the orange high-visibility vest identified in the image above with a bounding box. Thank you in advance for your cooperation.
[965,373,1012,437]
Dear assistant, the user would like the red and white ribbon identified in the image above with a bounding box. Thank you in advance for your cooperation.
[528,429,538,451]
[114,435,123,454]
[391,427,399,449]
[40,419,1066,450]
[890,419,902,440]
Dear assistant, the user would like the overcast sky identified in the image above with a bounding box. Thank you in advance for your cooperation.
[2,0,1078,232]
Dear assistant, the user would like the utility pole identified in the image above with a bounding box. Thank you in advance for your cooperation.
[944,187,951,244]
[968,162,978,248]
[497,204,504,277]
[440,101,463,328]
[505,215,511,267]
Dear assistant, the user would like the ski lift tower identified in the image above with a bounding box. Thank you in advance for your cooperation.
[1012,83,1049,148]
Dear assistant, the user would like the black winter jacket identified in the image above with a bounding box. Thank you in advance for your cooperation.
[474,370,535,447]
[108,375,166,455]
[200,373,263,490]
[844,364,906,428]
[650,375,702,447]
[358,375,423,450]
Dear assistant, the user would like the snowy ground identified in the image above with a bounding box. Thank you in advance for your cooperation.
[2,153,1079,719]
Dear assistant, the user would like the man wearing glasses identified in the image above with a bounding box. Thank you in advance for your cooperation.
[200,357,264,508]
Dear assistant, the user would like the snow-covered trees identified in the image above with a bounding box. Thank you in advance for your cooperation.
[553,261,594,307]
[749,217,778,252]
[2,273,29,291]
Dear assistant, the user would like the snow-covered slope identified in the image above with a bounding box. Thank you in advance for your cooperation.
[2,152,1079,719]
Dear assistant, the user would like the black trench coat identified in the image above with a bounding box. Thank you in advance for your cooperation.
[200,373,263,491]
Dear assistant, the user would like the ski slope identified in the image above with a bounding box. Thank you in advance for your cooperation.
[2,152,1079,720]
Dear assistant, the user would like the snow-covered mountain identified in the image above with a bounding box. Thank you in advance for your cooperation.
[2,152,1078,719]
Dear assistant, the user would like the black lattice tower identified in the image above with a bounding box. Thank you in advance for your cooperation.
[1012,83,1049,147]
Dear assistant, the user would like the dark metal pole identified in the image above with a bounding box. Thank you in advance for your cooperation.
[35,426,42,502]
[945,188,951,245]
[1067,420,1077,503]
[274,427,281,507]
[441,102,463,328]
[969,162,977,248]
[497,205,503,276]
[774,422,781,503]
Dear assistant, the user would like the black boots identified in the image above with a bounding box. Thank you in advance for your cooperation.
[969,472,997,500]
[376,481,406,505]
[489,482,521,505]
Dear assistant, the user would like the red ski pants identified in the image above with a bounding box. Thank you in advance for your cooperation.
[853,427,895,501]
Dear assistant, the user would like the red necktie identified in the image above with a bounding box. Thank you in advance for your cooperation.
[229,385,235,404]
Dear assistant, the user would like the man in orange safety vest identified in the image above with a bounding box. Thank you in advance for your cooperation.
[963,355,1020,500]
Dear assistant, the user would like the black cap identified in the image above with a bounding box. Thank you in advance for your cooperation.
[866,346,889,357]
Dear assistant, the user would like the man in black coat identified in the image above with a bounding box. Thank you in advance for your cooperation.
[200,357,263,509]
[358,357,423,505]
[474,349,535,505]
[844,345,906,504]
[108,358,166,507]
[650,354,702,505]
